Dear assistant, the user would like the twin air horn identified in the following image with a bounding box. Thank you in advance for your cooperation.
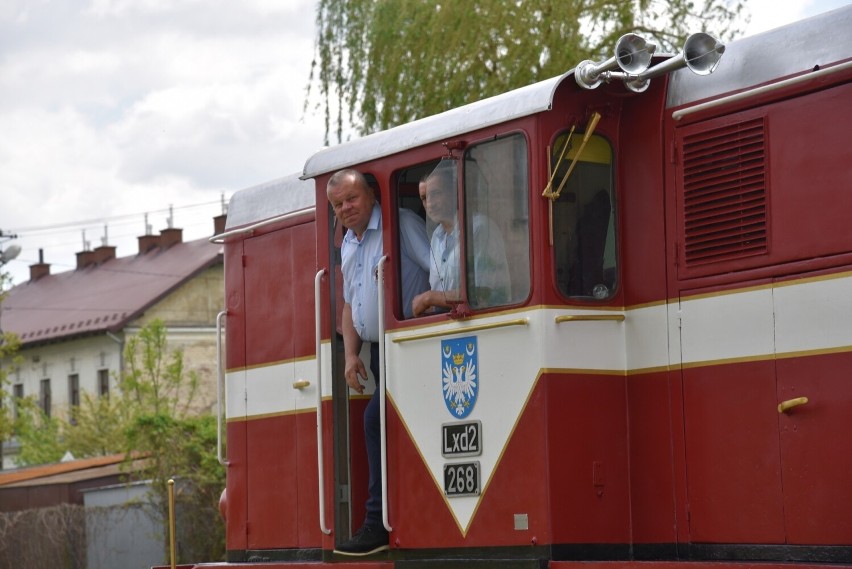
[574,32,725,92]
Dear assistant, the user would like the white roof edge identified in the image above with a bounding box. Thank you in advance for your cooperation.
[301,72,570,179]
[666,5,852,108]
[225,173,315,230]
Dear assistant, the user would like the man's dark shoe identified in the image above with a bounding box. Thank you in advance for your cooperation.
[333,524,389,556]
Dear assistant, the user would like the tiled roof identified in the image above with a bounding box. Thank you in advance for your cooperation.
[1,237,222,346]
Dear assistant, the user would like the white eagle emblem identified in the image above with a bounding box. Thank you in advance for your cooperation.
[441,336,478,418]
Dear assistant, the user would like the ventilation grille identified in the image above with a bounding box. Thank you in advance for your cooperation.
[681,117,767,266]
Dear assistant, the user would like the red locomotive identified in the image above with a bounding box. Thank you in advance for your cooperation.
[181,6,852,568]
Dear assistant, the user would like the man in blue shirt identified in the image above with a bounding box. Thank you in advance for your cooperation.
[327,168,430,555]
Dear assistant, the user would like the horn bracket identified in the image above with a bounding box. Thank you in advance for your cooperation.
[575,32,725,92]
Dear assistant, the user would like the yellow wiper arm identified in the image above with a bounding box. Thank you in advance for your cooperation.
[544,112,601,201]
[542,125,575,198]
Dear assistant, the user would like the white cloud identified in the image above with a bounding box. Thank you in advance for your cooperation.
[741,0,851,35]
[0,0,325,284]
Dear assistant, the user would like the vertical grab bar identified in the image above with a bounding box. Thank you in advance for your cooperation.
[315,269,332,535]
[215,310,229,466]
[377,256,392,532]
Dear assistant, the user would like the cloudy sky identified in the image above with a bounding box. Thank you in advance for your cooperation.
[1,0,849,286]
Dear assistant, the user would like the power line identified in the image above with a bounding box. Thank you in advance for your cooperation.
[5,198,227,235]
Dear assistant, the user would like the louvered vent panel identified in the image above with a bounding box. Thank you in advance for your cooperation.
[682,118,767,266]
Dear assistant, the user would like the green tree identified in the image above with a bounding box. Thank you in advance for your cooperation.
[62,391,131,457]
[0,271,21,465]
[8,318,224,562]
[11,396,64,466]
[121,319,199,418]
[309,0,745,143]
[120,319,223,563]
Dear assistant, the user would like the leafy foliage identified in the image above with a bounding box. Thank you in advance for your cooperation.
[8,319,224,563]
[122,319,200,419]
[62,391,132,458]
[0,271,20,449]
[308,0,745,142]
[117,318,223,563]
[11,396,64,466]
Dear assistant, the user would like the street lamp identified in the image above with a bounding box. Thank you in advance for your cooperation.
[0,230,20,266]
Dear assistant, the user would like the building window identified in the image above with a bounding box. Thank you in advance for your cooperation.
[98,369,110,398]
[40,379,52,418]
[11,383,23,421]
[12,384,23,419]
[68,374,80,407]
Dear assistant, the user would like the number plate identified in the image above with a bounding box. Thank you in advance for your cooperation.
[442,420,482,457]
[443,461,481,497]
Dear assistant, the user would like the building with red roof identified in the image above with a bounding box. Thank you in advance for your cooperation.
[0,217,225,469]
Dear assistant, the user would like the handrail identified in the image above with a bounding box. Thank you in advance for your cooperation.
[208,206,316,243]
[215,310,229,466]
[672,60,852,121]
[392,318,529,343]
[315,269,331,535]
[555,314,625,323]
[377,256,392,532]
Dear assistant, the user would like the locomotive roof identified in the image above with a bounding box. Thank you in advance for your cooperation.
[301,74,566,179]
[667,5,852,108]
[303,4,851,179]
[224,173,315,231]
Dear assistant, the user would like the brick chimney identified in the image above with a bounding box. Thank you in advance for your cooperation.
[29,249,50,281]
[213,214,227,236]
[138,234,159,254]
[159,227,183,249]
[76,249,97,270]
[93,245,116,264]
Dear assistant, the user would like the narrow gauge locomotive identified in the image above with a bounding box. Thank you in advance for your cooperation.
[165,6,852,568]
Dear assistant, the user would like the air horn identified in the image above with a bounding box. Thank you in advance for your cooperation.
[574,33,656,90]
[574,32,725,92]
[623,32,725,92]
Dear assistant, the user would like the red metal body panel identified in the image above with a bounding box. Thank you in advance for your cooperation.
[246,415,299,548]
[224,242,246,369]
[545,374,630,544]
[777,349,852,543]
[617,82,670,308]
[626,371,678,544]
[682,360,786,543]
[224,420,247,553]
[244,230,296,367]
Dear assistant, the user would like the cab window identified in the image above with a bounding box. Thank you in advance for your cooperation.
[394,132,530,316]
[550,131,616,299]
[463,133,530,309]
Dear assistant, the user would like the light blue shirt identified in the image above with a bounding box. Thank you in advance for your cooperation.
[428,213,511,303]
[342,204,430,342]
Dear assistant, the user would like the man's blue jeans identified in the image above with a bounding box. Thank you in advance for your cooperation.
[364,342,383,529]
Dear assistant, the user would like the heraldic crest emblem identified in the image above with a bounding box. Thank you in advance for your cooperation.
[441,336,478,418]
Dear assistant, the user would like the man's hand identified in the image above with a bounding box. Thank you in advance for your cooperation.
[344,353,368,394]
[412,290,434,317]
